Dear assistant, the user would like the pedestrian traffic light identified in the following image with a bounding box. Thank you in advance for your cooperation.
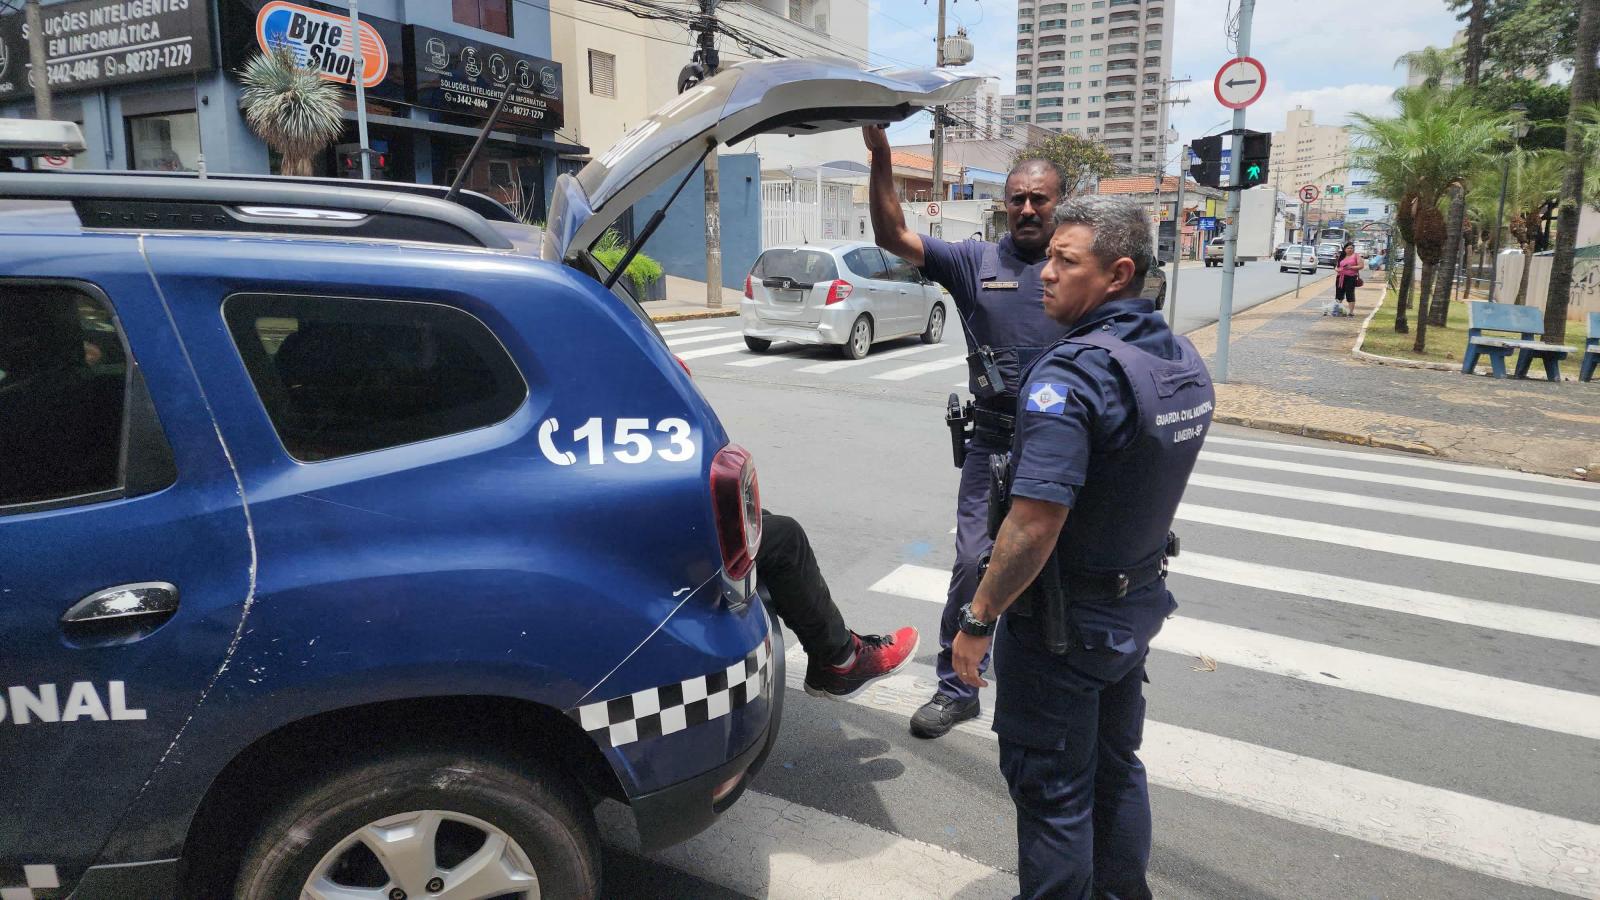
[1239,131,1271,187]
[1189,135,1224,189]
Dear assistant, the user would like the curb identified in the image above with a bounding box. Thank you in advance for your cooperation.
[1212,412,1438,456]
[1350,294,1464,372]
[648,308,741,323]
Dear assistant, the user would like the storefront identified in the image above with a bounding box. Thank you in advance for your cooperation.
[0,0,584,220]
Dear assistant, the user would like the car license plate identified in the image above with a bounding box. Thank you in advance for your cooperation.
[772,289,803,303]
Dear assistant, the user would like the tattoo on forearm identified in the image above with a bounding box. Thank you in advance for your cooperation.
[976,519,1056,617]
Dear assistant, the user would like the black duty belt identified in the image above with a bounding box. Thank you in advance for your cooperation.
[972,406,1015,444]
[1012,533,1181,614]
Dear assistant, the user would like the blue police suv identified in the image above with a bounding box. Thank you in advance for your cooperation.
[0,61,977,899]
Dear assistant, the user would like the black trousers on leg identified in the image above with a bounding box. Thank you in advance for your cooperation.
[758,511,852,660]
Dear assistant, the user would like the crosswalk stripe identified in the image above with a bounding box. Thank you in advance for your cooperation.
[780,648,1600,899]
[676,341,757,361]
[725,354,796,367]
[1176,503,1600,585]
[1205,434,1600,491]
[796,345,934,373]
[665,332,743,348]
[1169,552,1600,648]
[655,324,725,337]
[1200,451,1600,514]
[601,785,1014,899]
[1186,472,1600,541]
[868,564,1600,738]
[1152,616,1600,740]
[871,355,969,382]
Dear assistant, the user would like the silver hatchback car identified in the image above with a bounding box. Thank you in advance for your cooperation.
[741,241,947,359]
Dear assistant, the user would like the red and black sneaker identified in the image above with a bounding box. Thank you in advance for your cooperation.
[803,627,920,700]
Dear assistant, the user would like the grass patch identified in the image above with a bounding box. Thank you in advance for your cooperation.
[1359,288,1474,363]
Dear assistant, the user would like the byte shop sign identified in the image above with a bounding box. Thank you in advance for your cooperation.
[256,1,386,88]
[221,0,404,102]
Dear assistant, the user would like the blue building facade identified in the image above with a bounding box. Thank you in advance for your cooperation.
[1,0,584,220]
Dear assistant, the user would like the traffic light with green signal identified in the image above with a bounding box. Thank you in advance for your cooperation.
[1239,131,1271,187]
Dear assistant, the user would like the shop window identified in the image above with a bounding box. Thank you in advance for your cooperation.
[589,50,616,98]
[487,161,513,188]
[453,0,512,36]
[127,111,199,172]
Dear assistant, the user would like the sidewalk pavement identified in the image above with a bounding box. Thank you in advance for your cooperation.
[1187,279,1600,479]
[645,274,743,322]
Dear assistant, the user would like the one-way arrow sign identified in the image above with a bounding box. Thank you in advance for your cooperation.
[1214,57,1267,109]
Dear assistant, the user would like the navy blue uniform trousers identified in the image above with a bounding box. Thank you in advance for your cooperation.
[993,594,1167,900]
[936,442,1004,700]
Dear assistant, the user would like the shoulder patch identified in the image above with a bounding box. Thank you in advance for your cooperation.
[1026,382,1070,414]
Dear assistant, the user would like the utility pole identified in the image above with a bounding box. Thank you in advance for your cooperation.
[694,0,723,307]
[349,0,372,180]
[1214,0,1254,383]
[24,0,51,119]
[1169,146,1187,324]
[930,0,947,237]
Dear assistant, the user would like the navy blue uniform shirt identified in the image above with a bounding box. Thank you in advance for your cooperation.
[1010,296,1175,510]
[918,235,1069,399]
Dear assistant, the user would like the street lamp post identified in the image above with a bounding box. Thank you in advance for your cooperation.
[1486,103,1529,304]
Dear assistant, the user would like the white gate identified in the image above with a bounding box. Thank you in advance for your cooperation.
[762,179,854,248]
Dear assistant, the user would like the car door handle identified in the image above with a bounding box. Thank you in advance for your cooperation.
[61,582,180,646]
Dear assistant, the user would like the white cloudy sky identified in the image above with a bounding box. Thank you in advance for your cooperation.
[869,0,1465,165]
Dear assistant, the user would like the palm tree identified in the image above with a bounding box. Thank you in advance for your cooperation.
[1349,89,1504,350]
[1544,0,1600,343]
[238,48,346,177]
[1471,149,1568,305]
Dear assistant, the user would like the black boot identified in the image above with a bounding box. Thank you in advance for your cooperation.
[909,692,980,738]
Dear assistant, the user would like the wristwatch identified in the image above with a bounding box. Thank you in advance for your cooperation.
[957,602,996,637]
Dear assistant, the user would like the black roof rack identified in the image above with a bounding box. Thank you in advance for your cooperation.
[0,173,515,250]
[36,169,523,223]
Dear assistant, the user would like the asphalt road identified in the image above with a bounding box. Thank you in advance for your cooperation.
[1165,258,1334,335]
[597,309,1600,899]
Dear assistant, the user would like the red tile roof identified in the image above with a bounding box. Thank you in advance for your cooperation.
[1096,176,1203,194]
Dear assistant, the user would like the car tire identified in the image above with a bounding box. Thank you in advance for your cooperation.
[921,304,945,344]
[234,749,600,900]
[841,315,872,360]
[744,336,772,353]
[1280,267,1288,273]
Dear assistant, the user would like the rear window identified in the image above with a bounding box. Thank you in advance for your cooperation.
[0,283,130,508]
[753,250,838,284]
[224,294,527,462]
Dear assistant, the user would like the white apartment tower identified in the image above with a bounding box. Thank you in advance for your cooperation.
[949,81,1004,141]
[1014,0,1175,171]
[1269,107,1350,219]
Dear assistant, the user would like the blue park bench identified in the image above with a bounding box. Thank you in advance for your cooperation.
[1582,312,1599,383]
[1461,301,1578,380]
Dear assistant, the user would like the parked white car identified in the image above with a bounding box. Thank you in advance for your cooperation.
[741,241,947,359]
[1279,245,1318,274]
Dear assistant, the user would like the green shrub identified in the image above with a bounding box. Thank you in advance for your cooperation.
[592,230,664,296]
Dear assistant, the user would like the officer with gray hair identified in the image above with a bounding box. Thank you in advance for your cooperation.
[949,195,1214,899]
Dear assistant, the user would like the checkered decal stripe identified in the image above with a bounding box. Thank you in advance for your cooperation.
[573,635,773,748]
[0,864,61,900]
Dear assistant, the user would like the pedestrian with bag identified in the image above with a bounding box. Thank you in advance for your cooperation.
[1335,242,1362,316]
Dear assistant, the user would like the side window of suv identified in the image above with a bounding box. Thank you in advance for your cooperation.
[224,294,528,462]
[0,284,131,508]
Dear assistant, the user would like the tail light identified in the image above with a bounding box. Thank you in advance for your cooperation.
[743,274,754,299]
[675,355,692,377]
[824,279,853,305]
[710,444,762,581]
